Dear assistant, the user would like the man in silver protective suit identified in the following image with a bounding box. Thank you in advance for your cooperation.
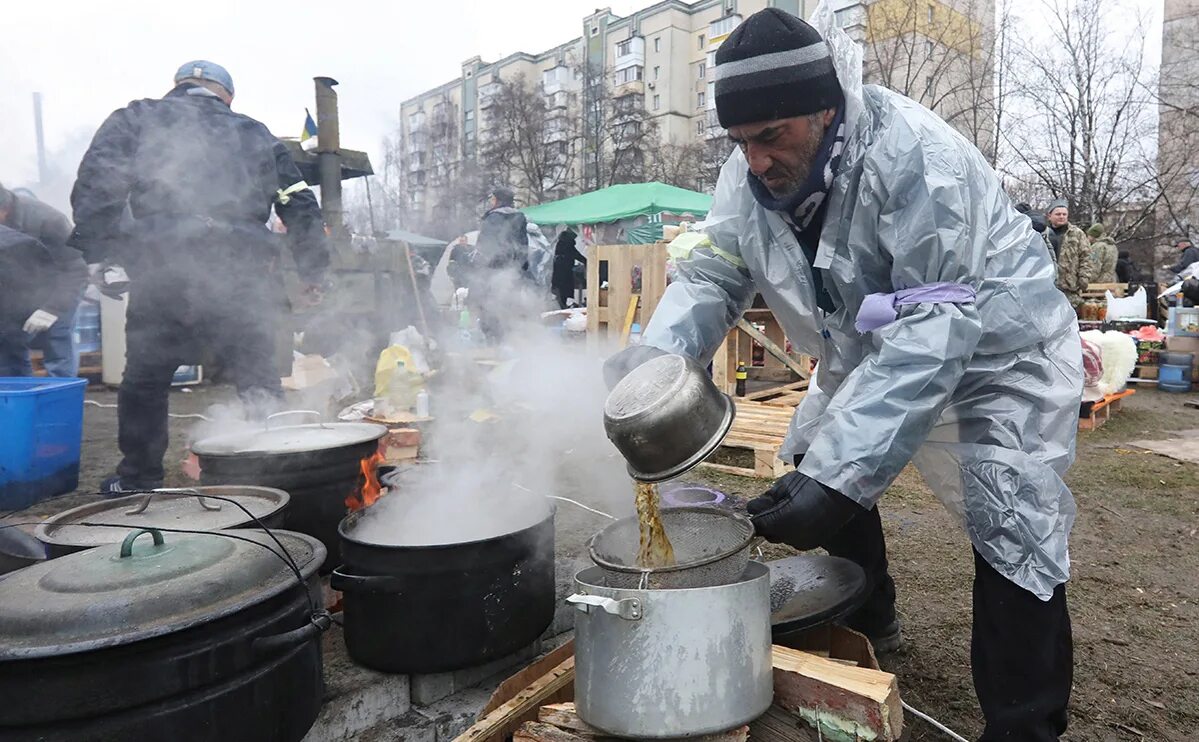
[604,7,1081,741]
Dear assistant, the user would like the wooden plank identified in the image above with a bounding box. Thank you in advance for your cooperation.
[771,646,903,742]
[455,658,576,742]
[736,318,810,380]
[482,641,576,716]
[619,295,640,348]
[513,722,589,742]
[697,462,760,478]
[532,705,751,742]
[713,333,737,395]
[747,705,821,742]
[755,449,790,478]
[743,380,809,402]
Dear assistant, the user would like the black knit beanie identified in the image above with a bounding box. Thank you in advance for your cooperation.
[714,8,843,129]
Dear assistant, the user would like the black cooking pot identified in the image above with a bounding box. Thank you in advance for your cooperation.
[0,528,328,741]
[332,505,556,674]
[193,418,387,571]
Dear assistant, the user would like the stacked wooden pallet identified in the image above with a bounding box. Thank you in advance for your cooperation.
[701,398,799,479]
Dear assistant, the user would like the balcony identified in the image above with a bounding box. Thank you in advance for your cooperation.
[543,65,571,94]
[709,15,742,43]
[548,90,570,110]
[407,112,426,133]
[614,36,646,71]
[612,65,644,95]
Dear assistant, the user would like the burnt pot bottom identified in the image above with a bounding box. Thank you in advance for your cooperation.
[337,512,555,674]
[0,637,323,742]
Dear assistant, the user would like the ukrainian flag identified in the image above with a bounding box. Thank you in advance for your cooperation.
[301,109,319,151]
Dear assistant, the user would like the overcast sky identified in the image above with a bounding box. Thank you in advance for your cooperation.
[0,0,1160,212]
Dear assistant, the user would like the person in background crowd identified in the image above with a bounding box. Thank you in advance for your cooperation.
[605,7,1080,739]
[471,186,530,340]
[1086,223,1117,284]
[551,229,586,309]
[1166,238,1199,276]
[1116,250,1136,284]
[1015,202,1047,233]
[69,60,330,494]
[1044,200,1093,308]
[0,183,82,376]
[0,225,87,376]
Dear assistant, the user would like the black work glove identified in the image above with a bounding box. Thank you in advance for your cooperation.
[602,344,668,390]
[746,471,865,551]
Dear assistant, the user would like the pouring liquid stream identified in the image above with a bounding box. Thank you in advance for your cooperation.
[634,481,676,568]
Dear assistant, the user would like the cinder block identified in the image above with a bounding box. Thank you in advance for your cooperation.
[410,640,543,707]
[304,629,413,742]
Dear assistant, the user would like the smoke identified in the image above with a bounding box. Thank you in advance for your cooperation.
[352,265,634,546]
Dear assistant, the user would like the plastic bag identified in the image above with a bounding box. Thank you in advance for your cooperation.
[1105,286,1147,320]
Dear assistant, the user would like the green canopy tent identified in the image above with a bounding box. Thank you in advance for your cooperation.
[521,182,710,226]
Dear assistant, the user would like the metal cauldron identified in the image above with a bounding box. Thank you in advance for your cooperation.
[602,354,735,482]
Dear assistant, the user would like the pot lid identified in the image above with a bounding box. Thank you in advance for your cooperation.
[34,487,291,550]
[0,528,324,660]
[191,422,387,457]
[768,555,869,636]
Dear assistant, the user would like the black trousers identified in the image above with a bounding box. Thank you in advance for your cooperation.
[829,507,1072,741]
[116,267,283,487]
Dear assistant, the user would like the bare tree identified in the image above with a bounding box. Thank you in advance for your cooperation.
[648,140,704,191]
[479,75,579,203]
[578,60,658,189]
[864,0,1002,159]
[999,0,1157,232]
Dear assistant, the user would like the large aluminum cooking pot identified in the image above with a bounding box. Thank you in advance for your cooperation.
[569,561,773,738]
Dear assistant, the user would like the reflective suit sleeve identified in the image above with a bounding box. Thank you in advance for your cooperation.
[68,106,138,264]
[641,160,756,363]
[797,139,986,507]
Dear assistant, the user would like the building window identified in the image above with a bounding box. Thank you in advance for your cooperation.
[466,70,473,78]
[465,110,475,123]
[698,34,705,49]
[926,40,935,56]
[653,94,661,110]
[617,39,632,57]
[654,65,660,80]
[697,62,706,79]
[697,91,706,109]
[591,26,599,36]
[927,4,935,22]
[925,75,935,97]
[654,37,661,52]
[696,119,704,134]
[614,66,644,85]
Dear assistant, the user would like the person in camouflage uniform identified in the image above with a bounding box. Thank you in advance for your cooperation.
[1044,200,1092,308]
[1086,223,1117,283]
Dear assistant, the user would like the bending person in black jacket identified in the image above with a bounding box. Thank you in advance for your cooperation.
[69,60,331,493]
[551,229,585,309]
[0,225,87,376]
[471,186,529,341]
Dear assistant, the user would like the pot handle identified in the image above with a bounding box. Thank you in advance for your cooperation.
[566,593,642,621]
[119,528,165,557]
[266,410,323,429]
[125,489,222,515]
[330,567,406,593]
[252,611,335,658]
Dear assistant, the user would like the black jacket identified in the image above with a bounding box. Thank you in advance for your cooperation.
[1169,245,1199,275]
[551,232,586,291]
[0,225,88,325]
[69,85,329,282]
[476,207,528,271]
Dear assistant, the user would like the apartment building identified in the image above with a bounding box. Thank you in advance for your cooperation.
[397,0,994,232]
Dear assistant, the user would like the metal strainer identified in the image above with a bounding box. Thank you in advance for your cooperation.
[587,506,755,589]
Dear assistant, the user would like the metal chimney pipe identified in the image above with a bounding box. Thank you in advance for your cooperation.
[314,77,344,237]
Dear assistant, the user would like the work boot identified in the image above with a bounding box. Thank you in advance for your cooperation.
[865,618,903,655]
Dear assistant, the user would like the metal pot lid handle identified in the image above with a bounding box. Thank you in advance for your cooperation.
[125,489,222,516]
[119,528,165,558]
[566,593,642,621]
[266,410,325,429]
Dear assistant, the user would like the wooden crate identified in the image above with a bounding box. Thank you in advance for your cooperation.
[1079,389,1136,431]
[713,306,813,396]
[699,399,797,479]
[585,244,668,346]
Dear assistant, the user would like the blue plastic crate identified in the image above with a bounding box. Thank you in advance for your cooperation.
[0,377,88,510]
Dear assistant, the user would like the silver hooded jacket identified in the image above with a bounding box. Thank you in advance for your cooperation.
[641,4,1082,600]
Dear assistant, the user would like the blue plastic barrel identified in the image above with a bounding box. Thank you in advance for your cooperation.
[1158,363,1193,393]
[0,377,88,509]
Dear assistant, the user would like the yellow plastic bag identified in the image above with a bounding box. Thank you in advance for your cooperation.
[374,346,419,398]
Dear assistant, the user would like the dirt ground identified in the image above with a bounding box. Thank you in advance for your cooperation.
[11,384,1199,741]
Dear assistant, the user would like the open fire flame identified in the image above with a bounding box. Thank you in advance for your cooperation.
[346,450,387,511]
